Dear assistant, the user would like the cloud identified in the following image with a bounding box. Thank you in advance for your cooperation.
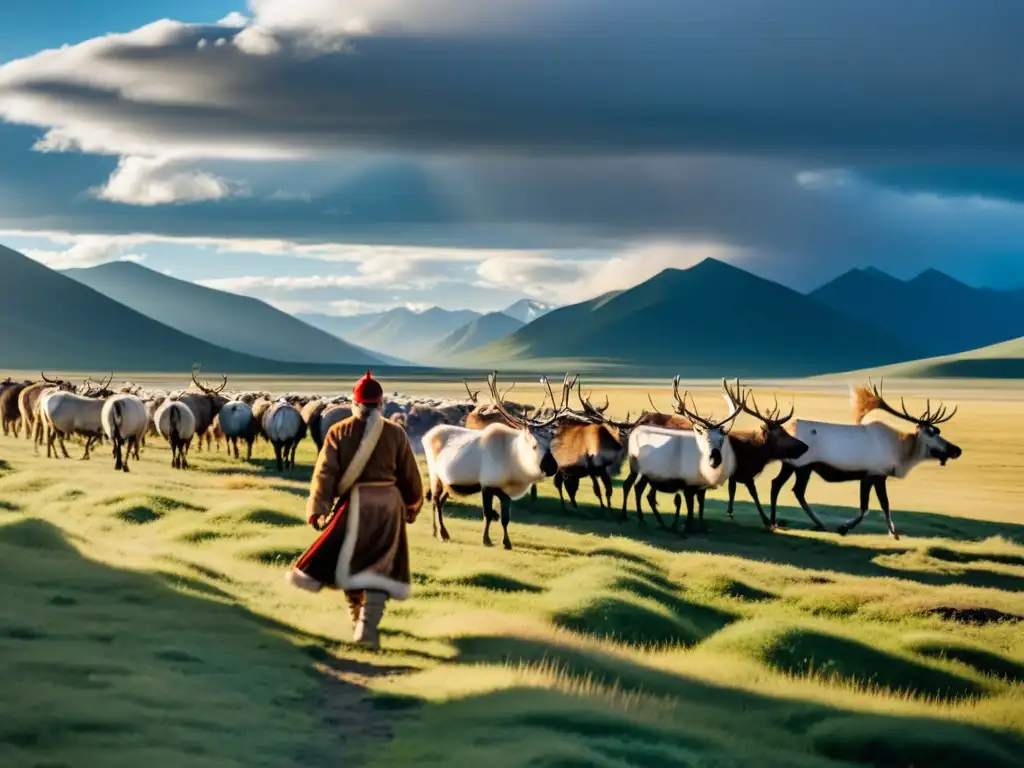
[92,156,241,206]
[476,241,747,303]
[0,2,1021,165]
[217,12,250,27]
[23,237,144,269]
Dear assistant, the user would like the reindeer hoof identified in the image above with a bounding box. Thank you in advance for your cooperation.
[482,537,494,547]
[503,539,512,551]
[837,525,849,536]
[890,532,901,541]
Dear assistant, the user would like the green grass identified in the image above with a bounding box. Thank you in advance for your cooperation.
[1,382,1024,767]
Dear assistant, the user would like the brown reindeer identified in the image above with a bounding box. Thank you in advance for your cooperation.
[177,367,229,450]
[1,378,30,437]
[550,382,643,511]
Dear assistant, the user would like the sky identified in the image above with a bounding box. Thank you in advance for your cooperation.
[1,0,1023,318]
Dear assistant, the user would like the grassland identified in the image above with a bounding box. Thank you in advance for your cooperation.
[1,379,1023,767]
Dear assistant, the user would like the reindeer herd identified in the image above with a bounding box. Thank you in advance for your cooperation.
[0,369,962,548]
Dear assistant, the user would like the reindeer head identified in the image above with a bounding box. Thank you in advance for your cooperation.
[861,379,962,465]
[190,366,230,407]
[673,377,744,469]
[722,378,808,460]
[81,372,116,398]
[487,371,576,476]
[571,379,645,440]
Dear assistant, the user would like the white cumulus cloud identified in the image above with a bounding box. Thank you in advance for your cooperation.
[92,157,241,206]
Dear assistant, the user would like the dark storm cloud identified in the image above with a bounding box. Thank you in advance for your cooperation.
[1,1,1023,164]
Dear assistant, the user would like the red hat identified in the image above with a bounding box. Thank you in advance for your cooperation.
[353,369,383,405]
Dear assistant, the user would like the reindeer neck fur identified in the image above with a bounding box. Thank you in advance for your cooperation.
[727,428,773,479]
[892,428,928,479]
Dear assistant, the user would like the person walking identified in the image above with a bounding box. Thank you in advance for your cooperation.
[286,370,424,650]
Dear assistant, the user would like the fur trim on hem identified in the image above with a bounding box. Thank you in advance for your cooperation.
[285,568,323,592]
[334,487,412,601]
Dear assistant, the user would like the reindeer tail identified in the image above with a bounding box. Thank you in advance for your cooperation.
[169,404,180,443]
[849,385,881,424]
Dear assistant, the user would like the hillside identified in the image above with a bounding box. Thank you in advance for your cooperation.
[295,311,382,340]
[811,267,1024,357]
[64,262,380,366]
[357,307,481,363]
[430,312,524,359]
[465,259,922,376]
[0,245,374,373]
[845,336,1024,378]
[503,299,556,324]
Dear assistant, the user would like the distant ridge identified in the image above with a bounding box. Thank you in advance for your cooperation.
[64,261,381,366]
[811,267,1024,357]
[0,245,399,373]
[432,312,524,359]
[464,258,922,376]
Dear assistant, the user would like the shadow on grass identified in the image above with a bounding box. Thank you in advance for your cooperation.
[447,492,1024,593]
[377,633,1024,767]
[0,517,392,767]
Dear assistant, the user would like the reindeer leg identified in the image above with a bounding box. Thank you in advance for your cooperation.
[838,477,872,536]
[481,489,496,547]
[590,473,605,509]
[246,437,254,461]
[59,433,71,459]
[529,484,538,505]
[433,486,451,543]
[683,487,696,533]
[620,471,637,523]
[792,467,827,531]
[770,464,795,529]
[273,441,283,472]
[645,486,667,529]
[726,478,737,517]
[671,493,682,531]
[182,438,192,470]
[566,475,580,510]
[696,488,710,532]
[747,482,772,528]
[875,478,899,540]
[633,476,648,526]
[498,490,513,550]
[554,473,567,511]
[601,471,613,509]
[114,439,123,471]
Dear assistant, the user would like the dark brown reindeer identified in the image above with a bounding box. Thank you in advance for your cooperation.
[1,377,31,437]
[177,367,229,450]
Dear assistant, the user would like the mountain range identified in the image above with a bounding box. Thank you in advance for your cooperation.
[460,259,924,377]
[0,245,359,372]
[63,262,380,366]
[4,241,1023,377]
[810,267,1024,358]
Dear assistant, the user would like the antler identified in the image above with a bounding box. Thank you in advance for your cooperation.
[674,376,746,432]
[462,379,480,404]
[722,378,794,426]
[487,371,575,431]
[867,378,958,427]
[191,366,227,396]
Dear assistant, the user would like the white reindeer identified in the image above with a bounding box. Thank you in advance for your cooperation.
[218,401,255,460]
[40,391,108,460]
[421,372,576,550]
[155,400,196,470]
[263,401,304,471]
[769,379,962,539]
[101,394,149,473]
[624,377,746,532]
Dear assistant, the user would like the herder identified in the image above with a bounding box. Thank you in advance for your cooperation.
[286,370,424,650]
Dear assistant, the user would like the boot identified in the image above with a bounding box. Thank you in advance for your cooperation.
[345,591,365,631]
[353,590,387,651]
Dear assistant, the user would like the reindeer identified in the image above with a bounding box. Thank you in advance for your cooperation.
[155,400,196,470]
[421,372,575,550]
[39,377,113,460]
[263,401,304,471]
[301,399,327,452]
[20,373,75,448]
[218,400,256,460]
[769,379,961,539]
[710,379,811,528]
[101,394,148,472]
[177,367,229,452]
[1,378,30,437]
[622,378,746,531]
[550,382,641,511]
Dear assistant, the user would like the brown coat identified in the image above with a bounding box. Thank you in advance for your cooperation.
[307,413,424,522]
[288,409,424,600]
